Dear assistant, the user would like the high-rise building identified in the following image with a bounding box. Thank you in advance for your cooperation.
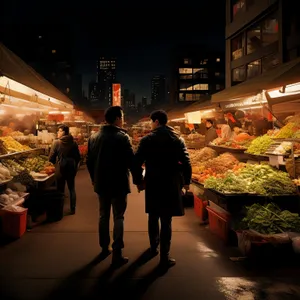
[97,57,117,107]
[170,45,225,103]
[151,75,166,104]
[225,0,300,88]
[88,81,101,107]
[142,96,147,107]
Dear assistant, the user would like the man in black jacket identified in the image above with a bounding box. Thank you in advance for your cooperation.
[133,110,192,267]
[49,124,81,215]
[87,106,134,266]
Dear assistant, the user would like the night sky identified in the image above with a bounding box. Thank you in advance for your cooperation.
[1,0,225,102]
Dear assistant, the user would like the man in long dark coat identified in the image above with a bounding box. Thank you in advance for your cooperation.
[133,110,192,267]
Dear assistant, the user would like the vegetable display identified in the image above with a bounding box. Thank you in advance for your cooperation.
[246,135,274,155]
[239,203,300,234]
[204,164,297,196]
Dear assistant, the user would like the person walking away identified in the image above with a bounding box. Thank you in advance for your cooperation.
[204,119,218,146]
[86,106,134,267]
[133,110,192,267]
[49,124,80,215]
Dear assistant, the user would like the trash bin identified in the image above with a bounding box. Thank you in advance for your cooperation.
[2,206,28,239]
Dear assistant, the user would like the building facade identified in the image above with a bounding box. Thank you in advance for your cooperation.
[226,0,300,88]
[151,75,166,104]
[97,57,117,106]
[170,45,225,103]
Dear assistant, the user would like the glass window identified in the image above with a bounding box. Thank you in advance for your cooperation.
[232,0,246,20]
[262,15,278,46]
[262,53,280,72]
[247,25,262,54]
[179,93,185,101]
[200,59,208,65]
[180,74,193,79]
[185,94,194,101]
[247,60,261,79]
[180,82,193,91]
[192,84,209,90]
[179,68,193,74]
[231,34,244,60]
[193,68,208,79]
[232,66,246,83]
[184,58,191,64]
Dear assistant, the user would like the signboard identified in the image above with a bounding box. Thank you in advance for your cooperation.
[112,83,121,106]
[221,95,267,110]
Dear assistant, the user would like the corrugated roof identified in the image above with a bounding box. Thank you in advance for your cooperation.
[0,42,73,105]
[211,57,300,103]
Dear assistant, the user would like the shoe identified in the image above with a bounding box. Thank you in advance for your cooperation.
[149,247,159,257]
[99,248,112,259]
[111,251,129,267]
[159,256,176,268]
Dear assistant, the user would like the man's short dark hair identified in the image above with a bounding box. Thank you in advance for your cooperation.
[104,106,123,124]
[58,124,69,135]
[150,110,168,125]
[206,119,214,125]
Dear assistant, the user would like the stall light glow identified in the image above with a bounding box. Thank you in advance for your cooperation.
[49,110,71,115]
[185,111,201,124]
[16,114,26,118]
[1,104,48,112]
[8,96,59,110]
[0,109,6,115]
[170,117,186,122]
[0,76,73,109]
[268,82,300,98]
[242,105,265,110]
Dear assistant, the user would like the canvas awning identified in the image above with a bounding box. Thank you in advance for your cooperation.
[211,57,300,103]
[0,42,73,109]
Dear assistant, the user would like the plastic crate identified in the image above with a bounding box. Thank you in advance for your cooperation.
[207,206,230,242]
[194,195,208,223]
[2,208,28,239]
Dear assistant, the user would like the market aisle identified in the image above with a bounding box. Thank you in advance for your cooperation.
[1,167,300,299]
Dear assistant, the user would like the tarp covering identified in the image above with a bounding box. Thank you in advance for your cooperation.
[0,42,73,105]
[211,57,300,103]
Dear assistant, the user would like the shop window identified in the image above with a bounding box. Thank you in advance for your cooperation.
[247,25,262,54]
[231,34,244,60]
[179,68,193,74]
[262,53,279,72]
[247,60,261,79]
[262,13,279,46]
[232,0,246,21]
[232,66,246,83]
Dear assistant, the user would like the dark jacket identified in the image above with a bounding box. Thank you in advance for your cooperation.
[49,135,81,176]
[205,126,218,146]
[86,125,134,197]
[133,125,192,216]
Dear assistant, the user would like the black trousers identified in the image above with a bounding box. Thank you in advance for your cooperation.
[98,195,127,251]
[56,175,76,210]
[148,214,172,257]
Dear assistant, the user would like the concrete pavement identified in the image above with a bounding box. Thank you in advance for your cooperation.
[1,167,300,299]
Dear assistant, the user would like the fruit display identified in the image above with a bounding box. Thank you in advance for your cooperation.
[2,159,25,176]
[0,136,31,153]
[13,170,35,187]
[0,163,12,182]
[0,140,8,155]
[20,156,55,174]
[0,188,26,208]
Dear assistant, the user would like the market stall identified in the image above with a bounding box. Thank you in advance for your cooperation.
[0,43,74,239]
[190,58,300,257]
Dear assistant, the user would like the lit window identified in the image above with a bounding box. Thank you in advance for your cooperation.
[52,49,56,54]
[184,58,191,64]
[216,58,221,62]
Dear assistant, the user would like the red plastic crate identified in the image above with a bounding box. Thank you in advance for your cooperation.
[2,208,28,239]
[194,195,208,223]
[207,206,230,242]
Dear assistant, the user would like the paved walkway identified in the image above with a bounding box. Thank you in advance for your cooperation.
[1,168,300,300]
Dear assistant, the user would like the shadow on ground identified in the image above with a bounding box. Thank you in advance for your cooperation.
[45,249,169,300]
